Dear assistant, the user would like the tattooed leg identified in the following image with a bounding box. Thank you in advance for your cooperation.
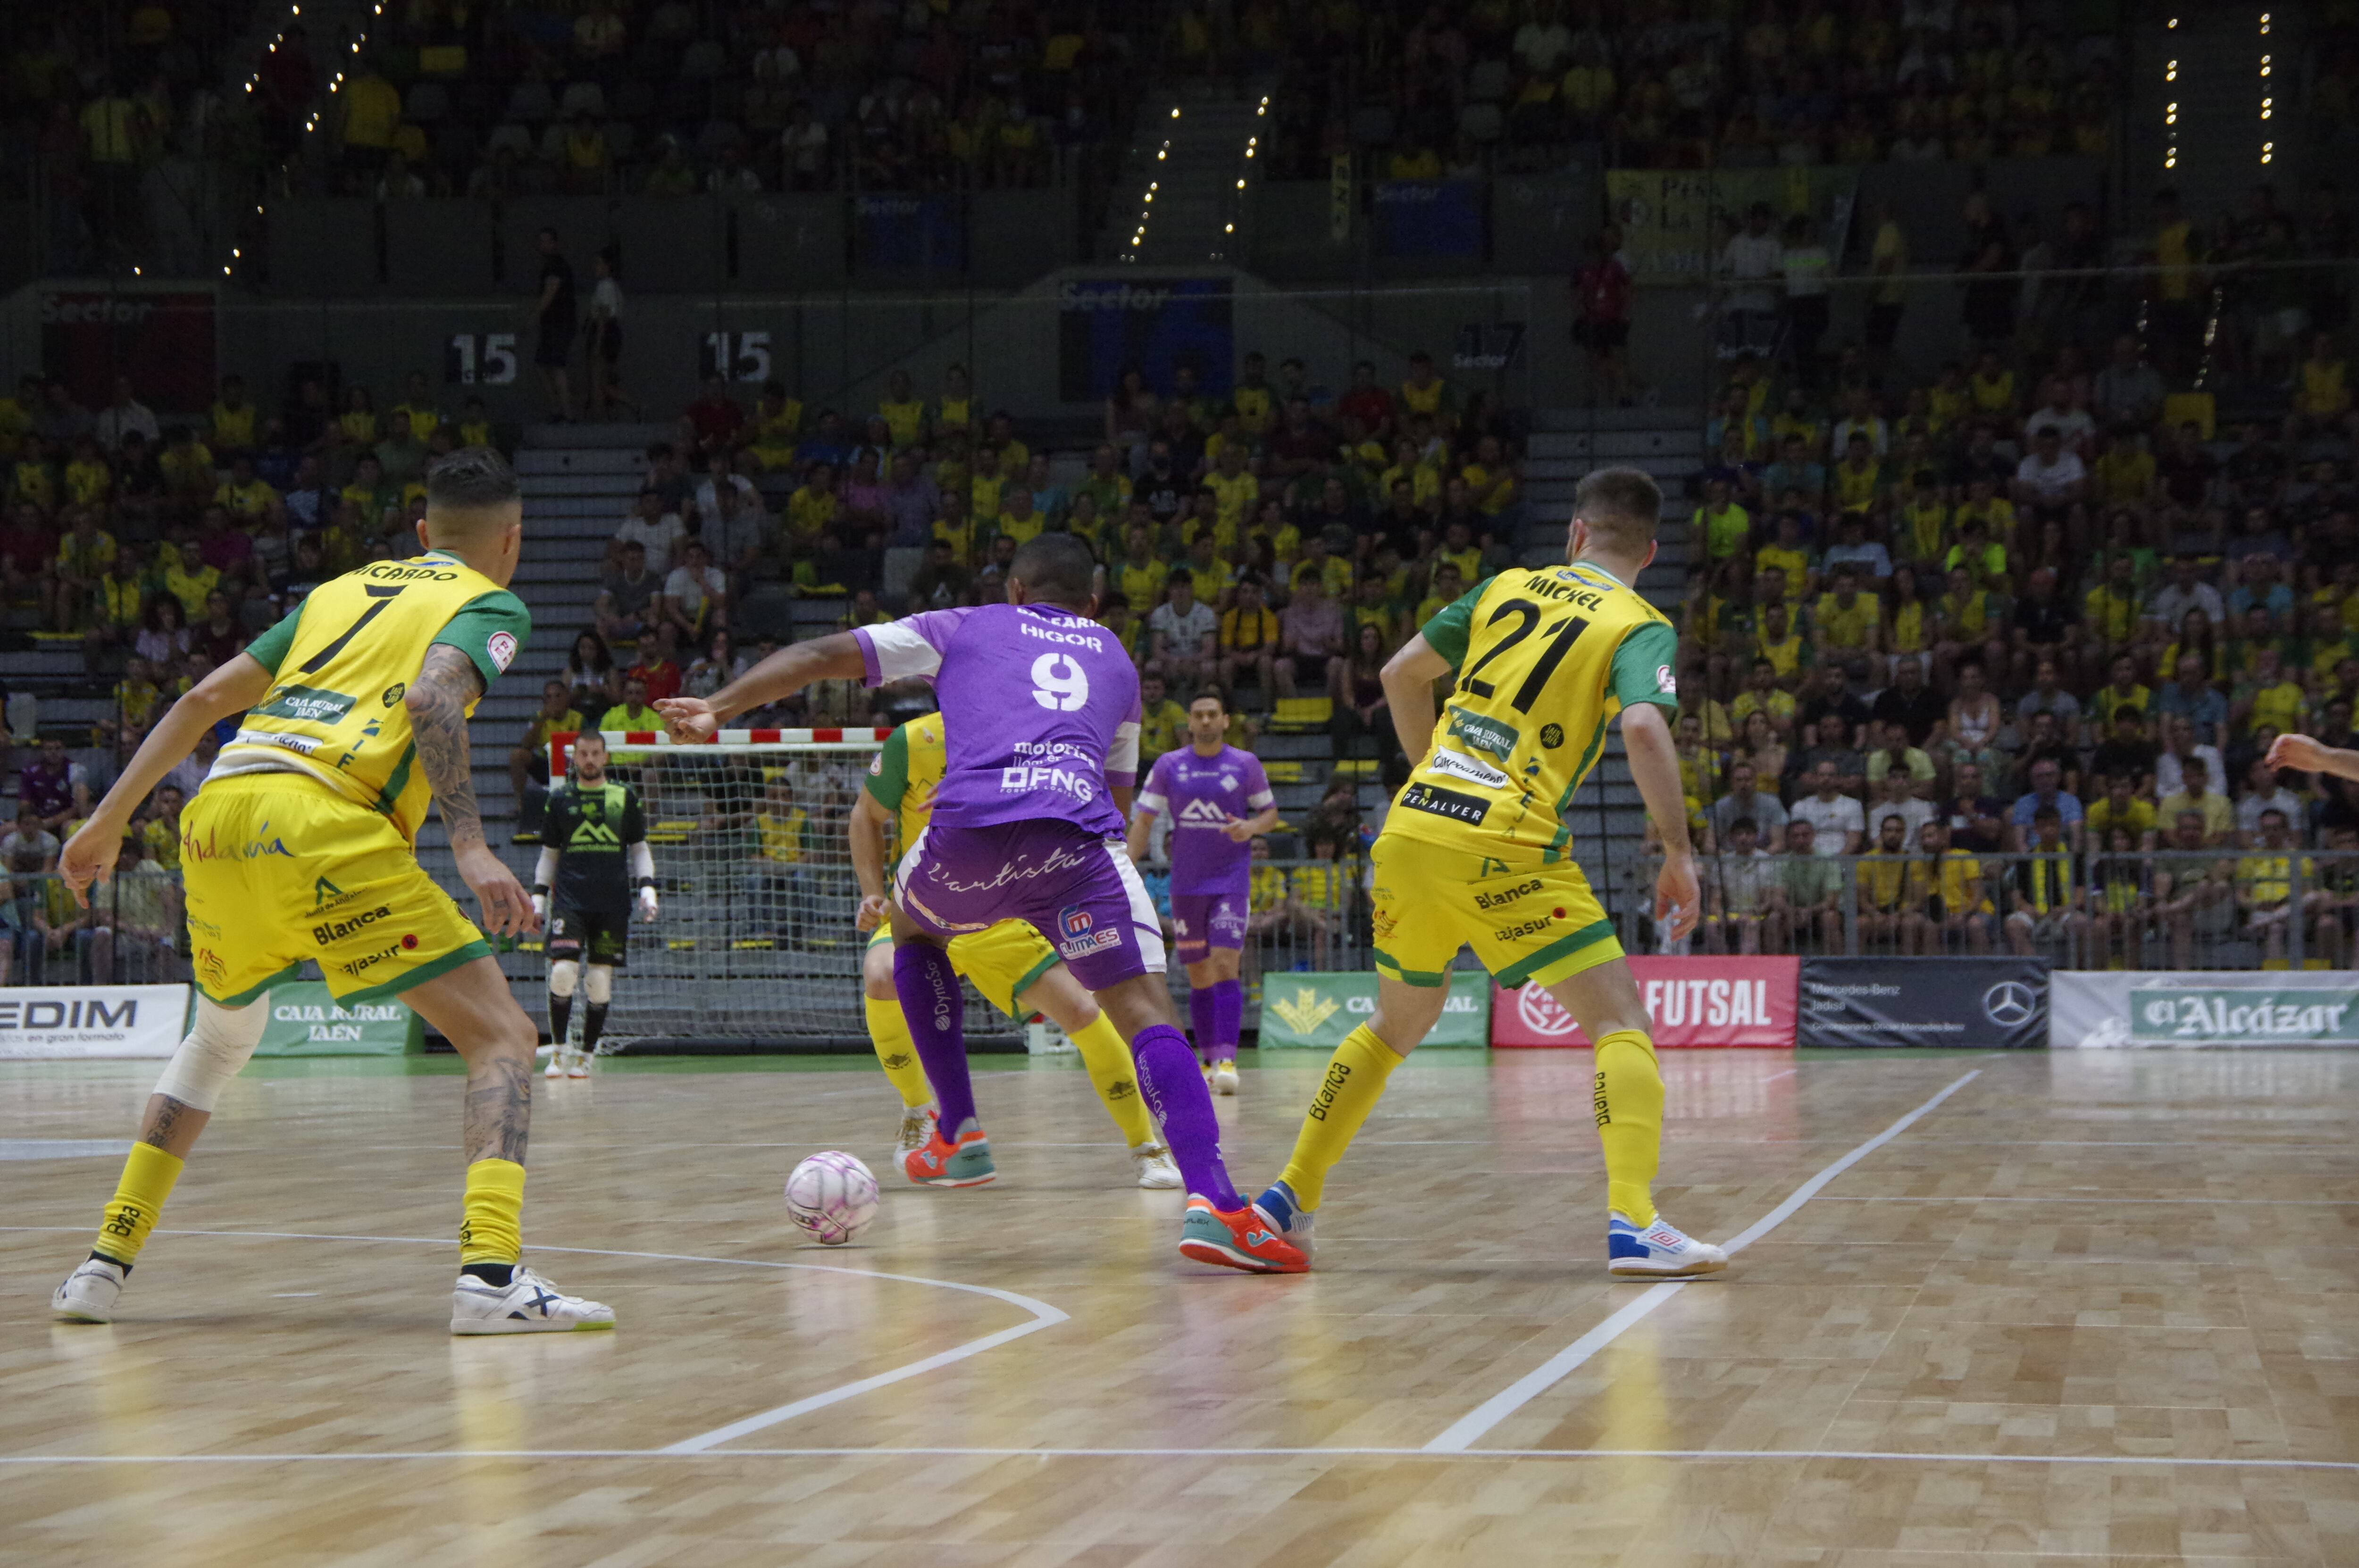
[463,1053,533,1165]
[136,1093,210,1159]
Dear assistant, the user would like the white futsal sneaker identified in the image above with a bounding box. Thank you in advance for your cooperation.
[543,1048,565,1079]
[1211,1060,1239,1095]
[51,1257,128,1323]
[1606,1212,1729,1278]
[895,1101,935,1164]
[1129,1141,1183,1189]
[566,1050,591,1079]
[449,1266,616,1334]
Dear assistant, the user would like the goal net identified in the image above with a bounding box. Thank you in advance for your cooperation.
[535,727,1024,1051]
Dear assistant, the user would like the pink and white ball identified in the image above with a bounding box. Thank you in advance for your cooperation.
[784,1151,879,1246]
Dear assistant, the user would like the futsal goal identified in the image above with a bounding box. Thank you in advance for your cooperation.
[533,728,1024,1052]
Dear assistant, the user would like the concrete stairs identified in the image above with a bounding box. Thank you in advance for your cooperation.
[1101,85,1273,266]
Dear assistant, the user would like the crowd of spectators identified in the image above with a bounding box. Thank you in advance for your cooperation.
[0,361,514,980]
[0,3,257,271]
[1253,0,2123,180]
[309,0,1143,200]
[1666,180,2359,968]
[584,348,1529,768]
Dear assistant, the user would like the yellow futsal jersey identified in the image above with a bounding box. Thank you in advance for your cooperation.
[1391,561,1678,867]
[215,550,530,842]
[864,709,949,853]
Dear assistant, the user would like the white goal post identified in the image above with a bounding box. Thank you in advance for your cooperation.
[528,726,1023,1051]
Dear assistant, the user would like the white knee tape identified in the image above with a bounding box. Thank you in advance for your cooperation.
[585,965,613,1005]
[152,994,269,1113]
[548,959,579,997]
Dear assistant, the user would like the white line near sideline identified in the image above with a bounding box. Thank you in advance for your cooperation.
[0,1224,1067,1454]
[1422,1068,1982,1454]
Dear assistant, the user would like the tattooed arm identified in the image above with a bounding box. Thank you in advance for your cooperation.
[408,644,538,937]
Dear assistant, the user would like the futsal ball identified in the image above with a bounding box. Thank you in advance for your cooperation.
[784,1151,879,1246]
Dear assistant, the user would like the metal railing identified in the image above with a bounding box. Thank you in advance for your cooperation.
[1632,848,2359,971]
[2,870,189,987]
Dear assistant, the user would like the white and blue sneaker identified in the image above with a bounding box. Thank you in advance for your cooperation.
[1607,1212,1727,1278]
[1253,1180,1316,1262]
[51,1257,128,1323]
[450,1266,617,1334]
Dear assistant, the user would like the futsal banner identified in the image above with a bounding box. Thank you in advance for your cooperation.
[1055,277,1235,402]
[1255,970,1489,1050]
[254,982,422,1057]
[1491,957,1798,1048]
[2051,970,2359,1048]
[1799,957,2047,1049]
[0,985,190,1058]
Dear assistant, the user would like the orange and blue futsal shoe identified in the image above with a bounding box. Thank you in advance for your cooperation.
[1177,1195,1309,1273]
[901,1116,996,1188]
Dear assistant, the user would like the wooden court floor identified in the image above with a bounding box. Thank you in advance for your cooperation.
[2,1046,2356,1567]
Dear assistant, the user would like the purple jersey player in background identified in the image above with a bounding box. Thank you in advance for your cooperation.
[1127,688,1276,1096]
[656,535,1306,1274]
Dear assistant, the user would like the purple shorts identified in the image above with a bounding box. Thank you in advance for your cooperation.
[895,818,1167,990]
[1171,892,1247,962]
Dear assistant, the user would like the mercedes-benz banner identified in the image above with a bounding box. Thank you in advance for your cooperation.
[1799,957,2048,1048]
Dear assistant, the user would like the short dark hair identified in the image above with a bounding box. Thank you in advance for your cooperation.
[1573,467,1662,552]
[425,446,519,511]
[1009,532,1096,606]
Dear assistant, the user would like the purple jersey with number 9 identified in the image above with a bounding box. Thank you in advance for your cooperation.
[853,603,1143,836]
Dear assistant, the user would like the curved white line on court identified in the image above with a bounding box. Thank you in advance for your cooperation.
[1423,1068,1984,1454]
[0,1224,1067,1455]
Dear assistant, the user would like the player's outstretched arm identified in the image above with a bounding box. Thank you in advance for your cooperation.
[59,651,275,905]
[1380,633,1452,767]
[656,630,867,741]
[2267,733,2359,783]
[409,644,537,938]
[1621,701,1699,942]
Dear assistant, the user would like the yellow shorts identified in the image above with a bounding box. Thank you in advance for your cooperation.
[1369,830,1623,990]
[867,918,1061,1017]
[180,773,492,1006]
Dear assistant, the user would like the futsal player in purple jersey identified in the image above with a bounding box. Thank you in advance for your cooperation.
[656,536,1306,1273]
[1126,689,1276,1094]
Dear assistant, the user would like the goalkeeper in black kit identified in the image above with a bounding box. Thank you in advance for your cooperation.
[533,731,656,1078]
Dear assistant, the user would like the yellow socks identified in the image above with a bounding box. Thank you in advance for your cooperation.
[458,1158,526,1267]
[93,1143,184,1266]
[1593,1029,1664,1226]
[865,994,933,1110]
[1069,1011,1157,1148]
[1277,1024,1402,1211]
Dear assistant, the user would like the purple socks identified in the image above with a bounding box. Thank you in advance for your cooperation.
[1188,988,1219,1067]
[1187,979,1245,1065]
[893,941,976,1135]
[1130,1022,1241,1209]
[1211,979,1242,1064]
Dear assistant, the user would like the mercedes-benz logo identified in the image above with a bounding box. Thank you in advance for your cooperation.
[1983,981,2036,1026]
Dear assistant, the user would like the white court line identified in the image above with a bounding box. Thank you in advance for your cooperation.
[1814,1195,2359,1205]
[1422,1068,1983,1455]
[3,1445,2354,1474]
[0,1225,1065,1454]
